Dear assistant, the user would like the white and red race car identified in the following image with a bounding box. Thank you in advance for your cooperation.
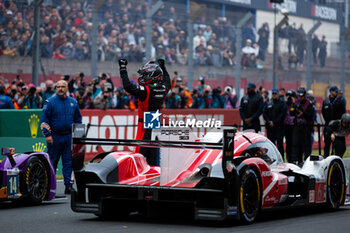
[71,125,348,223]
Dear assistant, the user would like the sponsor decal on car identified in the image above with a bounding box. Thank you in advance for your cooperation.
[309,190,315,203]
[316,183,326,203]
[262,171,272,177]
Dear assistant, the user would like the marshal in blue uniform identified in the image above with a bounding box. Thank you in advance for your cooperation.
[41,80,82,194]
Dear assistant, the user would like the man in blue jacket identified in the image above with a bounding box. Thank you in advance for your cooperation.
[41,80,82,194]
[0,86,14,109]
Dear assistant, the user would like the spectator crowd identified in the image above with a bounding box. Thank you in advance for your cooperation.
[0,72,239,110]
[0,0,333,72]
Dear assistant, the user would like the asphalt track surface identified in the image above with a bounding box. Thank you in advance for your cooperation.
[1,180,350,233]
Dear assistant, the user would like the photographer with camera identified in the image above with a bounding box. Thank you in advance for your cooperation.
[18,84,43,109]
[94,83,115,110]
[91,73,114,99]
[239,82,264,133]
[291,87,314,164]
[166,88,181,109]
[284,89,296,162]
[68,73,86,97]
[263,89,286,156]
[221,85,237,109]
[197,76,209,94]
[115,87,130,109]
[210,87,224,108]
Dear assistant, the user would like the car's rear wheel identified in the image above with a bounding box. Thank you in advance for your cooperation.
[327,160,345,209]
[21,157,49,204]
[238,167,261,224]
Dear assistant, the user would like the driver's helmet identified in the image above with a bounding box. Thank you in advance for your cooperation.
[137,61,163,86]
[246,147,272,164]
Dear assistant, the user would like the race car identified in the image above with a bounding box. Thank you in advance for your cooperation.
[0,148,56,204]
[71,125,348,223]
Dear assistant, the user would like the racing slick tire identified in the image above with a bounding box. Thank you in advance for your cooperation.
[326,160,346,210]
[238,167,261,224]
[19,156,49,204]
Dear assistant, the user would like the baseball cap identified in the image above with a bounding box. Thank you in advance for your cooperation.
[329,86,338,93]
[198,76,205,81]
[272,88,279,94]
[246,39,252,43]
[176,77,183,82]
[246,82,256,89]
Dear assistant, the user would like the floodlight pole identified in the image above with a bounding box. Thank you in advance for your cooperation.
[341,0,349,93]
[91,0,107,80]
[272,10,288,89]
[32,0,43,86]
[146,1,164,61]
[306,21,321,91]
[234,12,253,101]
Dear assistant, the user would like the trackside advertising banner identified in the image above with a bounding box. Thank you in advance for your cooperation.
[81,109,329,160]
[81,109,240,160]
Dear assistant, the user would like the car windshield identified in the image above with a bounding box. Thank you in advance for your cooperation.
[240,140,283,165]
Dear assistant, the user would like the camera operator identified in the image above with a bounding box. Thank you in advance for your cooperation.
[91,73,114,99]
[197,76,209,94]
[115,87,129,109]
[284,89,297,162]
[18,84,43,109]
[68,73,86,96]
[263,89,286,156]
[42,80,55,102]
[322,86,346,157]
[221,85,237,109]
[94,86,115,110]
[166,87,181,109]
[239,82,264,133]
[210,87,224,108]
[291,87,314,164]
[191,89,203,109]
[174,76,192,108]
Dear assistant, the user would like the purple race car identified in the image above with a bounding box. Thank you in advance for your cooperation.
[0,148,56,203]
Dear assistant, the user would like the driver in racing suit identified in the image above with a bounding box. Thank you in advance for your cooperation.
[118,58,171,165]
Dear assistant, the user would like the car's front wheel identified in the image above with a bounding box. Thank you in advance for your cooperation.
[238,167,261,224]
[327,160,346,209]
[21,156,49,204]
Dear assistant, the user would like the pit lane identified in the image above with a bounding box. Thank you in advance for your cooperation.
[0,180,349,233]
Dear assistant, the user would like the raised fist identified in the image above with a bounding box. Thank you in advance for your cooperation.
[118,59,128,68]
[157,59,165,68]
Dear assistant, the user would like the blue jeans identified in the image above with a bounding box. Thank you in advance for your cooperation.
[47,134,73,186]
